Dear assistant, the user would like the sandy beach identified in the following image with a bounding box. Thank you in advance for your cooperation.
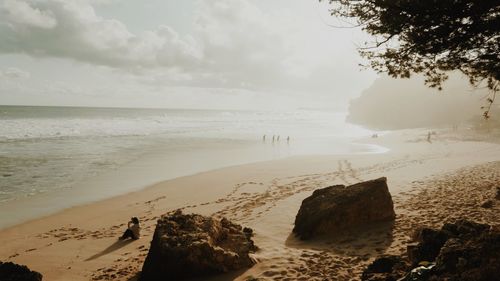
[1,129,500,281]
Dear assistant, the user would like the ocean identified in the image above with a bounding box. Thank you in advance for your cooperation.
[0,105,383,228]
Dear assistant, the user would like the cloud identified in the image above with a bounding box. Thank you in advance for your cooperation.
[190,0,290,90]
[0,67,30,79]
[3,0,57,29]
[0,0,202,68]
[173,0,375,96]
[0,0,374,105]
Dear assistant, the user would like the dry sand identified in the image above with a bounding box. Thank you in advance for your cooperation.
[1,129,500,281]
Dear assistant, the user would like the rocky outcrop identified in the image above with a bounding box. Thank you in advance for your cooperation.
[361,220,500,281]
[0,262,43,281]
[140,210,257,281]
[430,222,500,280]
[361,255,409,281]
[293,177,395,240]
[407,220,490,266]
[406,228,449,267]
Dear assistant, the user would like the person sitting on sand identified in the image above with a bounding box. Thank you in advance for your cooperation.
[120,217,141,240]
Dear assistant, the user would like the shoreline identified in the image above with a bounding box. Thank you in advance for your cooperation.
[0,136,386,230]
[1,129,500,280]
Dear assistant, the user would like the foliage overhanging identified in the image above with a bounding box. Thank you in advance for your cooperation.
[325,0,499,117]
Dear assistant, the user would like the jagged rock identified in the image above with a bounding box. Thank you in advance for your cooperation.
[408,219,489,266]
[363,220,498,281]
[293,177,395,240]
[431,230,500,281]
[140,210,257,281]
[441,219,490,237]
[408,228,449,266]
[0,262,43,281]
[361,255,409,281]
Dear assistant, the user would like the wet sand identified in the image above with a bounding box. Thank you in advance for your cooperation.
[1,129,500,281]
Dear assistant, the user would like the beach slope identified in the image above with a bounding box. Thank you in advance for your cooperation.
[1,131,500,281]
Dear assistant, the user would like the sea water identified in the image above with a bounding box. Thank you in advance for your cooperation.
[0,105,384,228]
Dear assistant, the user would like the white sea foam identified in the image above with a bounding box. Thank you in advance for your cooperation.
[0,108,371,140]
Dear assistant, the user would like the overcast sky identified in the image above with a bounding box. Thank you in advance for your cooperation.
[0,0,377,110]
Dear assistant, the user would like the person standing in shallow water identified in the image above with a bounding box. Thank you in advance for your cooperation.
[120,217,141,240]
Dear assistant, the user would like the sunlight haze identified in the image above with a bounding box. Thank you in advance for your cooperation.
[0,0,376,109]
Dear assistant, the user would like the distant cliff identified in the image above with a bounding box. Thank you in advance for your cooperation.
[346,75,487,130]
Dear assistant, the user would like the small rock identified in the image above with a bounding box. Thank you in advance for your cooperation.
[408,227,448,266]
[495,187,500,200]
[0,262,43,281]
[480,199,494,208]
[361,255,409,281]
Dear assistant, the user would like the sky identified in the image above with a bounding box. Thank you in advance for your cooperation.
[0,0,377,110]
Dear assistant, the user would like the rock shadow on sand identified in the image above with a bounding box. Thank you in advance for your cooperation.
[285,221,395,257]
[85,239,134,261]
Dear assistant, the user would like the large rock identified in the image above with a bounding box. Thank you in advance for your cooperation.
[0,262,43,281]
[293,177,395,239]
[140,210,257,281]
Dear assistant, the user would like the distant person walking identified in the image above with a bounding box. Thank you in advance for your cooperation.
[427,132,432,143]
[120,217,141,240]
[277,135,280,142]
[272,135,275,143]
[287,136,290,144]
[262,134,266,142]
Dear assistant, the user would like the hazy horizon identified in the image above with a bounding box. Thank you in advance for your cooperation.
[0,103,348,112]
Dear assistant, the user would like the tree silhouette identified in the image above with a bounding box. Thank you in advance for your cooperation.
[325,0,499,117]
